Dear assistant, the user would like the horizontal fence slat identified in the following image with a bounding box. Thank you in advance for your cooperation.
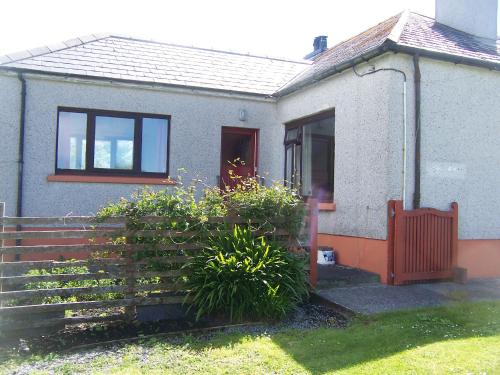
[0,228,289,241]
[0,215,290,227]
[0,216,127,226]
[0,258,128,271]
[0,296,188,316]
[136,256,192,265]
[0,229,118,241]
[0,269,184,287]
[0,314,126,330]
[0,242,206,255]
[0,282,180,301]
[140,270,184,279]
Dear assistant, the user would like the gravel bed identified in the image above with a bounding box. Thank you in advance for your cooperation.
[2,303,348,374]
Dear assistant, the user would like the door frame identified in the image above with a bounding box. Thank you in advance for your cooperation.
[219,126,259,188]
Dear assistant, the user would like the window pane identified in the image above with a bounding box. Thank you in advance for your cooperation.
[285,127,299,143]
[302,117,335,200]
[94,116,135,169]
[285,146,293,185]
[57,112,87,170]
[141,118,168,173]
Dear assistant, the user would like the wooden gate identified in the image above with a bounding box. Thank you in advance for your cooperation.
[388,200,458,285]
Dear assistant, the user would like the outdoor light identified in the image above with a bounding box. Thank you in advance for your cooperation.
[238,109,247,121]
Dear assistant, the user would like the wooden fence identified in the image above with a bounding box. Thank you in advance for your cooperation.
[0,202,317,334]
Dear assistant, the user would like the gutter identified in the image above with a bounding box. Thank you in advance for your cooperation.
[0,67,275,102]
[16,73,26,247]
[389,43,500,73]
[275,40,500,99]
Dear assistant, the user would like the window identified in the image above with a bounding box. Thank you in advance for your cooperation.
[56,108,170,176]
[284,110,335,202]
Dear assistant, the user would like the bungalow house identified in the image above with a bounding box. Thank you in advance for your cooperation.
[1,0,499,283]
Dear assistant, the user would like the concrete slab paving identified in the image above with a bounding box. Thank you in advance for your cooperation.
[316,278,500,315]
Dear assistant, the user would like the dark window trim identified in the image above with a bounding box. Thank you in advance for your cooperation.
[55,107,171,178]
[283,109,335,203]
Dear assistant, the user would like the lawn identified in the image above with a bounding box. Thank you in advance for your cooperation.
[2,301,500,374]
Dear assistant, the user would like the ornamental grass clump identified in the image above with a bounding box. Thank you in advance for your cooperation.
[184,225,309,322]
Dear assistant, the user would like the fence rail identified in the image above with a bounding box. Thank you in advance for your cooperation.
[0,205,316,335]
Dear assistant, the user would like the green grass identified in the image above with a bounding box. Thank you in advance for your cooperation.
[2,301,500,374]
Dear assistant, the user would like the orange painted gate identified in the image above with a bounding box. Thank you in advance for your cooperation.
[388,200,458,285]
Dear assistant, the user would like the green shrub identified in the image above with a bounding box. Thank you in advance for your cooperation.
[96,174,308,321]
[184,225,309,322]
[225,178,305,238]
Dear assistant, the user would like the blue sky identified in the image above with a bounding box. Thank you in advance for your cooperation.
[0,0,436,59]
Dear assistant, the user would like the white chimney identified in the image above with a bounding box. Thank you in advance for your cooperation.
[435,0,499,40]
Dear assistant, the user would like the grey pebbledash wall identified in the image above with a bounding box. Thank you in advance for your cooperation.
[0,73,22,217]
[0,73,283,217]
[417,57,500,239]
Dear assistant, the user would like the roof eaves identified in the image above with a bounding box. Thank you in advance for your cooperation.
[273,42,392,98]
[388,41,500,71]
[0,65,276,99]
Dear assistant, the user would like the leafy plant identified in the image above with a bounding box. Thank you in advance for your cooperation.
[184,225,309,322]
[96,173,308,320]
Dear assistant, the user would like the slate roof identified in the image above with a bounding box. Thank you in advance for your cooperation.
[1,12,499,98]
[397,13,500,64]
[276,12,500,96]
[0,35,309,96]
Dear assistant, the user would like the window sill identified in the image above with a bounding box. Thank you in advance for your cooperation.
[47,175,176,185]
[319,202,336,211]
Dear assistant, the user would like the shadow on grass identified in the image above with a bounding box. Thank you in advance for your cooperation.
[190,301,500,374]
[269,301,500,373]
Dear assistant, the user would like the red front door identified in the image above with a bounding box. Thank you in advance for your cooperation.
[220,127,258,190]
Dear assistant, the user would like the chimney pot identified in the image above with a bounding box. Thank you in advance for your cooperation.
[305,35,328,60]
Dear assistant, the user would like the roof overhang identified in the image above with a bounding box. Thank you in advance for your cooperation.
[274,40,500,98]
[0,66,277,102]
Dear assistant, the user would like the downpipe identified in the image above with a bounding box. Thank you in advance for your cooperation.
[16,73,27,248]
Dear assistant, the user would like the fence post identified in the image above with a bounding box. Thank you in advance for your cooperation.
[387,200,396,286]
[308,198,318,289]
[0,202,5,308]
[124,222,137,323]
[451,202,459,268]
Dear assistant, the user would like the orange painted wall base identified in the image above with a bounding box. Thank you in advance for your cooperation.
[457,240,500,279]
[318,234,500,285]
[318,234,389,284]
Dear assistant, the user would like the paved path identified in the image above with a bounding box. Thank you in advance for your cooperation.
[316,278,500,314]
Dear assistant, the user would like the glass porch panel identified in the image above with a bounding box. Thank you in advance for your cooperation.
[302,117,335,200]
